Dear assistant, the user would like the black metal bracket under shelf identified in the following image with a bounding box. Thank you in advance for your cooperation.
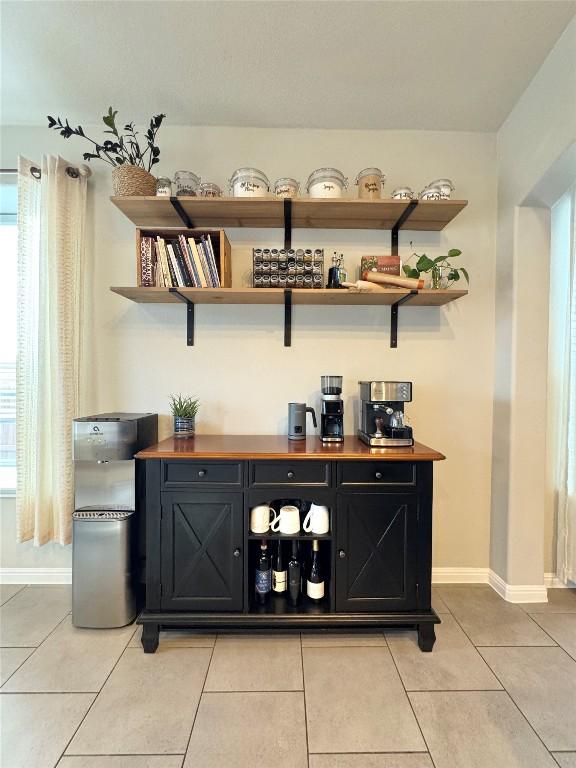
[390,290,418,348]
[170,289,195,345]
[284,288,292,347]
[170,197,194,228]
[390,199,418,256]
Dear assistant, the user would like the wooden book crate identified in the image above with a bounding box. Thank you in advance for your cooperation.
[136,227,232,288]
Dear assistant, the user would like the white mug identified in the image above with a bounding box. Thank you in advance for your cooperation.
[250,505,276,534]
[271,505,301,535]
[303,504,330,535]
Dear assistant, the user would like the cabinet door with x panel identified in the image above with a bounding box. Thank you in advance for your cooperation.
[335,492,418,612]
[160,491,244,611]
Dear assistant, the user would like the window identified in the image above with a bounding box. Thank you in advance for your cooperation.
[0,172,17,494]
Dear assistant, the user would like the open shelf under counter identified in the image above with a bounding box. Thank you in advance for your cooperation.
[248,596,331,616]
[111,195,468,231]
[110,286,468,307]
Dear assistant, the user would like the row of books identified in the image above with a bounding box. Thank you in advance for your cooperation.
[139,234,221,288]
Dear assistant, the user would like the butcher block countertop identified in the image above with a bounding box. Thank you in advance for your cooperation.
[136,435,445,462]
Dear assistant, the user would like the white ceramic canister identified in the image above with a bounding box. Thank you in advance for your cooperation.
[305,168,348,199]
[428,178,455,199]
[229,167,270,197]
[391,187,414,200]
[355,167,386,200]
[274,177,300,198]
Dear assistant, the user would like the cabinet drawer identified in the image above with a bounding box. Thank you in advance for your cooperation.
[162,460,242,487]
[338,461,416,487]
[250,461,330,487]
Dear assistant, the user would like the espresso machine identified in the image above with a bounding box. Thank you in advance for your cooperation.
[320,375,344,443]
[357,381,414,447]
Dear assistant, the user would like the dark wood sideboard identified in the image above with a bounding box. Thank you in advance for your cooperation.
[135,436,445,653]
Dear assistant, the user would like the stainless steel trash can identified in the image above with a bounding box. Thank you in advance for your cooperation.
[72,506,136,628]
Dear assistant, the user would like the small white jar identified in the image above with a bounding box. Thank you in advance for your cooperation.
[305,168,348,198]
[198,182,222,198]
[428,178,455,199]
[274,178,300,198]
[229,167,270,197]
[391,187,414,200]
[355,167,386,200]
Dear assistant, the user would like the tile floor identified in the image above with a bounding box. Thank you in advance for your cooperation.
[1,584,575,768]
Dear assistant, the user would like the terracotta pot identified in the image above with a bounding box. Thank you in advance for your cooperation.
[112,165,156,196]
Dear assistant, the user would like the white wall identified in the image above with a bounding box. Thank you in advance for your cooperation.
[492,16,576,584]
[1,125,497,573]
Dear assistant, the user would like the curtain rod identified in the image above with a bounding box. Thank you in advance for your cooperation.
[0,169,17,173]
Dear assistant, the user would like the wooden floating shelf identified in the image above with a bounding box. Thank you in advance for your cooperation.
[111,196,467,231]
[111,287,467,307]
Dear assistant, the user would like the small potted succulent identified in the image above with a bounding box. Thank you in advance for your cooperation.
[170,394,200,439]
[403,245,469,289]
[47,107,165,196]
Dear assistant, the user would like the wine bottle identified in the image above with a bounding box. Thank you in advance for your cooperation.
[288,540,301,606]
[306,539,325,602]
[255,540,271,604]
[272,540,287,594]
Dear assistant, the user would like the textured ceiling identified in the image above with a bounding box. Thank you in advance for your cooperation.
[1,0,575,131]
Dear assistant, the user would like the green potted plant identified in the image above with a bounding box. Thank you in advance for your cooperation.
[47,107,165,196]
[169,394,200,439]
[403,245,469,289]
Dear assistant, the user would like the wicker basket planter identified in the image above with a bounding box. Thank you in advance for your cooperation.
[112,165,156,196]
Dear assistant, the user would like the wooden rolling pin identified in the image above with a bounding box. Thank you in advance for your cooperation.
[342,280,390,293]
[362,271,424,290]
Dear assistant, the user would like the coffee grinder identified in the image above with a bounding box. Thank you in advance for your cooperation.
[320,375,344,443]
[357,381,414,447]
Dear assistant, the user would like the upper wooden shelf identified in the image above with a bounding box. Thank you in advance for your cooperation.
[111,286,467,307]
[110,196,467,231]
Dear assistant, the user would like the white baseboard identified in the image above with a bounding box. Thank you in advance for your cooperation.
[1,567,563,602]
[544,572,574,588]
[432,567,489,584]
[0,568,72,585]
[489,570,548,603]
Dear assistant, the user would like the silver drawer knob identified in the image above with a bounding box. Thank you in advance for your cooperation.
[198,470,206,477]
[287,471,295,479]
[375,471,383,479]
[233,548,241,558]
[338,549,346,559]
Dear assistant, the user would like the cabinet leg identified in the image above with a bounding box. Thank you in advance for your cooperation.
[417,623,436,652]
[141,623,159,653]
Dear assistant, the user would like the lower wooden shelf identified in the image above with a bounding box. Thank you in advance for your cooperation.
[111,286,467,306]
[110,286,467,348]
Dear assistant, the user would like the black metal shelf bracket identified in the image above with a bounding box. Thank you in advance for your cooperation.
[170,196,194,228]
[390,290,418,348]
[284,288,292,347]
[390,200,418,256]
[284,198,292,250]
[170,289,195,346]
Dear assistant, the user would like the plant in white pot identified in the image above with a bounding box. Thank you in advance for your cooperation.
[47,107,165,196]
[170,394,200,439]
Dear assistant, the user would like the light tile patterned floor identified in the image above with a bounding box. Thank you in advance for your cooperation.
[0,585,575,768]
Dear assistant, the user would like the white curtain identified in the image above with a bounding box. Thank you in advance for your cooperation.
[556,184,576,583]
[17,156,89,545]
